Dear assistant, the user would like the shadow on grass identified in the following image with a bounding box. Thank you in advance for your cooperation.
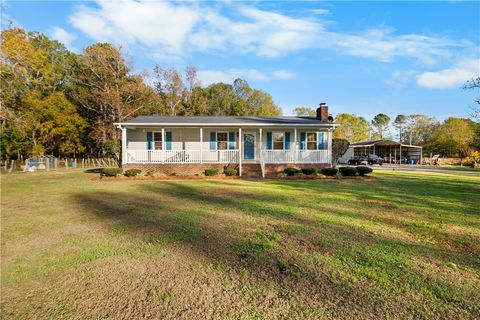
[72,178,480,287]
[84,168,104,174]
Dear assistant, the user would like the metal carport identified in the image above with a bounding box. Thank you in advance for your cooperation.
[349,140,423,164]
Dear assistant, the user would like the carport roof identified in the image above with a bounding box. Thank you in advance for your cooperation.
[350,140,422,148]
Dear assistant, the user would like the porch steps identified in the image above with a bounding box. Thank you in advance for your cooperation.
[242,164,262,178]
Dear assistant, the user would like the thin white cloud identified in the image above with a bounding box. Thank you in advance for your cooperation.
[311,9,330,15]
[385,69,416,88]
[68,0,473,65]
[416,59,479,89]
[271,70,297,80]
[50,26,77,51]
[69,1,200,55]
[197,69,296,85]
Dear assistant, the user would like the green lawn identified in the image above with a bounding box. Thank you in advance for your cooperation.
[1,170,479,319]
[436,165,480,172]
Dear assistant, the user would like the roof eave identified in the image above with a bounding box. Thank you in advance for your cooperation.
[114,122,339,127]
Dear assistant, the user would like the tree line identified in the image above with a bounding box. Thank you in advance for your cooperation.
[1,27,478,162]
[0,28,281,161]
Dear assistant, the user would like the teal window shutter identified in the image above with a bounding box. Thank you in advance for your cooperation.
[318,132,325,150]
[229,131,235,149]
[146,132,153,150]
[210,132,216,150]
[285,132,290,150]
[266,132,272,150]
[300,132,306,150]
[166,132,172,150]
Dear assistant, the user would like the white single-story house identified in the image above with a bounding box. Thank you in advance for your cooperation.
[114,104,338,177]
[339,139,423,164]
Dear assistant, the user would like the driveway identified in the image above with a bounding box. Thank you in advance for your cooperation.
[370,165,480,175]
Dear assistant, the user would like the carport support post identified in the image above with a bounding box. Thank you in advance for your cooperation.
[399,145,402,164]
[239,128,242,177]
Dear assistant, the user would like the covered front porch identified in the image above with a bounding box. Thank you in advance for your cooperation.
[120,126,332,176]
[125,149,330,164]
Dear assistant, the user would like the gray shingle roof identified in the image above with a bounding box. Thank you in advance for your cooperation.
[117,115,336,126]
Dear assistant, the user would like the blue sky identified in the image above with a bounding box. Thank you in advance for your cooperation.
[3,0,479,120]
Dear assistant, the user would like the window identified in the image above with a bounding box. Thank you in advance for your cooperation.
[307,132,317,150]
[273,132,284,150]
[217,132,228,150]
[153,132,162,150]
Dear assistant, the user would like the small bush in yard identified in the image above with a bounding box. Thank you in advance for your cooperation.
[224,168,238,176]
[356,166,373,176]
[102,168,123,177]
[301,166,317,175]
[284,167,299,176]
[339,166,358,176]
[124,169,142,177]
[147,171,166,177]
[321,167,338,176]
[204,168,219,176]
[277,172,288,178]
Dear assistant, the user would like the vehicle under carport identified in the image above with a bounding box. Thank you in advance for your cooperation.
[340,139,423,164]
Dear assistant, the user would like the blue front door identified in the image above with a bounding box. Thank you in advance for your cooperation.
[244,133,255,160]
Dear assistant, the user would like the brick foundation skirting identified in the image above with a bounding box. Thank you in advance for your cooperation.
[123,163,330,177]
[123,163,238,176]
[264,163,329,177]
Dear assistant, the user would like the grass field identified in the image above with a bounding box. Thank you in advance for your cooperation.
[1,170,479,319]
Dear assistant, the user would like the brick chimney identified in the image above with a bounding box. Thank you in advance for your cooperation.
[316,103,329,121]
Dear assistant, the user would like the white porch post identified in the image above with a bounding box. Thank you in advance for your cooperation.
[399,145,402,164]
[328,129,333,165]
[200,127,203,164]
[294,128,297,163]
[120,125,127,166]
[259,128,263,161]
[239,127,242,177]
[161,127,165,163]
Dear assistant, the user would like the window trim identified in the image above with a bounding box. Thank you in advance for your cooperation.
[216,131,229,150]
[306,131,318,150]
[152,131,163,150]
[272,131,285,150]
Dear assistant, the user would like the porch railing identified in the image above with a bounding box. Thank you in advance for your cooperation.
[262,150,329,164]
[126,150,239,164]
[126,149,329,164]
